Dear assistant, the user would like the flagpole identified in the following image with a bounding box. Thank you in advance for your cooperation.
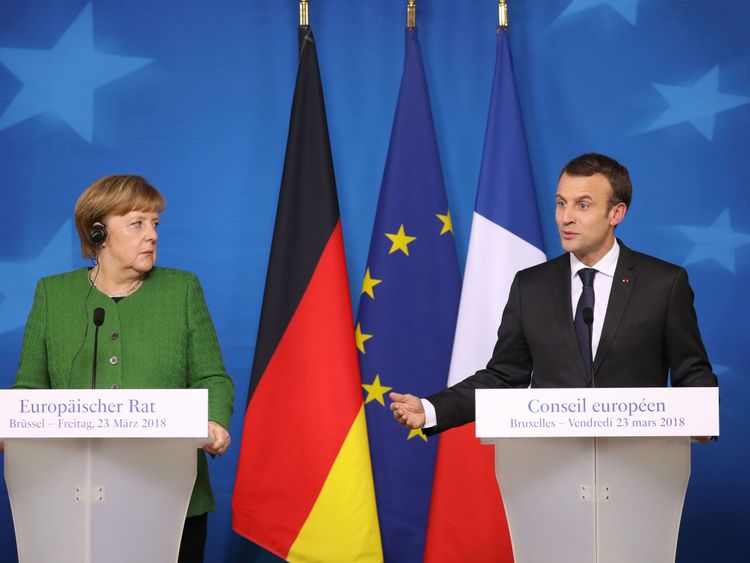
[498,0,508,30]
[407,0,416,29]
[300,0,309,27]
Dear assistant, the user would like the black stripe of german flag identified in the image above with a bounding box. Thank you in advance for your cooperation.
[247,26,339,403]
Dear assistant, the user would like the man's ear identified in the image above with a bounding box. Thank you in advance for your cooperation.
[610,203,627,227]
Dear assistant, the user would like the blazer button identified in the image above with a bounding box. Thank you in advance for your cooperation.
[109,356,119,365]
[110,331,119,340]
[111,384,120,389]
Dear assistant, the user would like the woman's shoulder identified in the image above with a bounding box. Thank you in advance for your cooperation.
[143,268,206,307]
[38,268,89,288]
[146,266,199,286]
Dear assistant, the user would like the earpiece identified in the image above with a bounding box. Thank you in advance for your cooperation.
[89,222,107,245]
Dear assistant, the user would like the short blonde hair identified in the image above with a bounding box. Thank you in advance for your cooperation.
[74,175,166,259]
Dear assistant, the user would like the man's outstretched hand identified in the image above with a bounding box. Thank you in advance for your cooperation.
[389,392,426,429]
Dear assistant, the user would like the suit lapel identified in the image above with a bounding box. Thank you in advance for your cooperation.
[550,255,591,384]
[593,241,637,377]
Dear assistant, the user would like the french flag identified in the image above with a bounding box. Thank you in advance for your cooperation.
[424,28,546,563]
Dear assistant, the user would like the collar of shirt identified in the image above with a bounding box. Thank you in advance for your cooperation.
[569,239,620,281]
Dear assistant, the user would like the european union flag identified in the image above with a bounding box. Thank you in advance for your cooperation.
[355,27,461,562]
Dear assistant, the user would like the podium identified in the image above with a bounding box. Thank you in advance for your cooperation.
[476,387,719,563]
[1,389,208,563]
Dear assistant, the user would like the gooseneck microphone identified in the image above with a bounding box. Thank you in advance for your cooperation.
[91,308,106,389]
[583,307,594,387]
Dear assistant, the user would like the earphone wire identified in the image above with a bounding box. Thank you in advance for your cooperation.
[68,260,99,384]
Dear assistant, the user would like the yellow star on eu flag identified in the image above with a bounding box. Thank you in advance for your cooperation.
[362,374,393,406]
[407,428,428,442]
[361,268,382,299]
[355,323,373,354]
[385,224,417,255]
[436,210,453,235]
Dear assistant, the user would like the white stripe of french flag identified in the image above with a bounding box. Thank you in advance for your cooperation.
[448,212,545,387]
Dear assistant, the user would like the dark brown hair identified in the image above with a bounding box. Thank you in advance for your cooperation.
[561,153,632,209]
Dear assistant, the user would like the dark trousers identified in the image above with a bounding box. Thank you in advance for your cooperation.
[178,513,208,563]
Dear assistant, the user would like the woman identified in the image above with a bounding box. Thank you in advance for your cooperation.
[11,174,234,563]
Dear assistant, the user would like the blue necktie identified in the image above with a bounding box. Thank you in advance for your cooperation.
[574,268,597,370]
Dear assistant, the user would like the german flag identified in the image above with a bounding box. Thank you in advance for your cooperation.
[231,25,382,562]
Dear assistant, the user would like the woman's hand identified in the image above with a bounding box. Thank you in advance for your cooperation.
[204,421,230,456]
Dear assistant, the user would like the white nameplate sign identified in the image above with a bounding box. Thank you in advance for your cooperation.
[0,389,208,438]
[476,387,719,438]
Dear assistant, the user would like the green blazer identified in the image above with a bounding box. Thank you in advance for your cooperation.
[12,267,234,517]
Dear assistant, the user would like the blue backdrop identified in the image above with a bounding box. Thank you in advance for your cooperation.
[1,1,748,562]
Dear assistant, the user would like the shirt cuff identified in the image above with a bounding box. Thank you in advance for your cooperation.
[421,398,437,428]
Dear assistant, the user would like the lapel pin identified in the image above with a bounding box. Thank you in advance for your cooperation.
[622,277,630,284]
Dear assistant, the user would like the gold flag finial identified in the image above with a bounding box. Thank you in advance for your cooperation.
[300,0,309,27]
[407,0,416,29]
[498,0,508,29]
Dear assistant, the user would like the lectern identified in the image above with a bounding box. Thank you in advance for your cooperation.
[476,387,719,563]
[1,389,208,563]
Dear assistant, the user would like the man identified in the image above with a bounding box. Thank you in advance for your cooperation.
[390,153,717,435]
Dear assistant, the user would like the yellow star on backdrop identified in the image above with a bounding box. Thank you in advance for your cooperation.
[385,224,417,255]
[355,323,373,354]
[436,210,453,235]
[362,374,393,406]
[407,428,428,442]
[361,268,382,299]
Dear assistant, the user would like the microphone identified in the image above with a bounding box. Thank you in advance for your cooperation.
[583,307,594,387]
[583,307,593,326]
[93,308,105,327]
[91,308,105,389]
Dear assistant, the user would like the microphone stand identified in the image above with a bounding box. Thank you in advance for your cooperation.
[91,308,105,389]
[583,307,594,388]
